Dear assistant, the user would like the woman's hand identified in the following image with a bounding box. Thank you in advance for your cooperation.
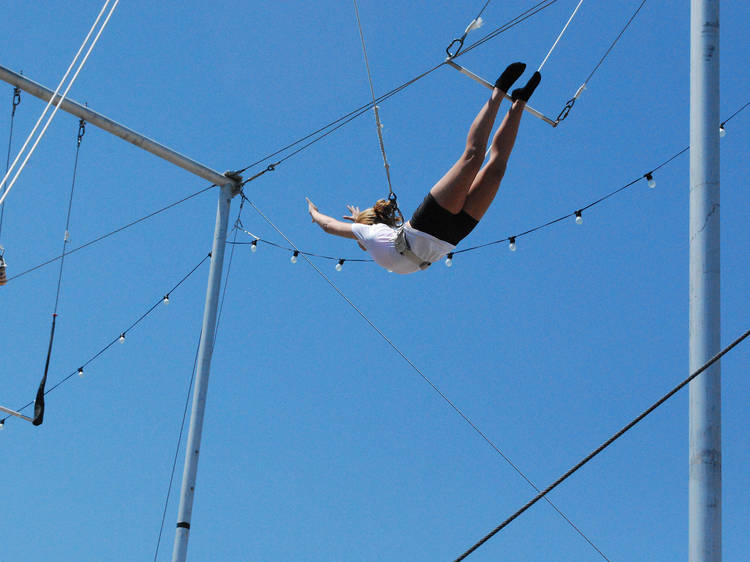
[342,205,361,222]
[306,197,318,222]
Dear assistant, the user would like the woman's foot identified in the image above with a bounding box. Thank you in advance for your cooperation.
[511,71,541,102]
[494,62,526,93]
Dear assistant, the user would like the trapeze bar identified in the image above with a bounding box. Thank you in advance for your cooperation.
[0,404,33,423]
[445,60,558,127]
[0,64,236,187]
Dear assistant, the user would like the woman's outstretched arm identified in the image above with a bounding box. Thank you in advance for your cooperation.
[307,198,357,239]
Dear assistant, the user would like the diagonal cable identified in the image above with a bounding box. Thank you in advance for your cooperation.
[241,193,608,560]
[456,327,750,561]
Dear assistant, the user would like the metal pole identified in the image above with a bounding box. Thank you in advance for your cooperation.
[0,64,229,186]
[172,182,236,562]
[689,1,721,561]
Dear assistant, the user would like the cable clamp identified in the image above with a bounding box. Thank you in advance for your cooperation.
[555,83,586,124]
[445,36,466,59]
[77,119,86,146]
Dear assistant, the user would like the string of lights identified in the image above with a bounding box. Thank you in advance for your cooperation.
[227,99,747,271]
[242,195,610,560]
[455,327,750,561]
[0,251,211,428]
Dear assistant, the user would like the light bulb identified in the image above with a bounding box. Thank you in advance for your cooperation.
[646,173,656,189]
[291,251,299,264]
[719,124,726,138]
[78,367,84,378]
[119,333,126,343]
[163,294,170,305]
[509,237,516,252]
[575,211,583,225]
[0,419,4,430]
[445,253,453,267]
[335,259,344,272]
[250,239,258,252]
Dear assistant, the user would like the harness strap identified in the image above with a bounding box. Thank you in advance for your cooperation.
[394,228,431,270]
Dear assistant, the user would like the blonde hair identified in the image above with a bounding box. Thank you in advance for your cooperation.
[354,199,402,227]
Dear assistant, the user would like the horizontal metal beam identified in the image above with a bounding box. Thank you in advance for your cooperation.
[0,64,236,186]
[445,60,558,127]
[0,404,33,423]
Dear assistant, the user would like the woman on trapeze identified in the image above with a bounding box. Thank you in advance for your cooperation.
[306,62,540,274]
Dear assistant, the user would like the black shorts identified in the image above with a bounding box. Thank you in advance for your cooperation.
[409,193,478,246]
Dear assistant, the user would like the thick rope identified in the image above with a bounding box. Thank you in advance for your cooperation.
[0,0,118,207]
[352,0,396,203]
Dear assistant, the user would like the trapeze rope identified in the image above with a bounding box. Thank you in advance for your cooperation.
[0,0,118,208]
[538,0,584,71]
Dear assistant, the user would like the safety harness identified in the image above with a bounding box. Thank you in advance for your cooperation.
[394,228,431,270]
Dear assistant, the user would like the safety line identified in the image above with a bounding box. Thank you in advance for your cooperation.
[456,327,750,561]
[0,0,118,207]
[0,87,21,240]
[241,193,608,560]
[236,0,559,175]
[1,252,211,423]
[353,0,394,200]
[5,183,216,284]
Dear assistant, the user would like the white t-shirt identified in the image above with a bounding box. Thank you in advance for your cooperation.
[350,222,455,274]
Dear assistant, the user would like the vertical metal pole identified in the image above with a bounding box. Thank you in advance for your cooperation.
[172,182,236,562]
[689,1,721,561]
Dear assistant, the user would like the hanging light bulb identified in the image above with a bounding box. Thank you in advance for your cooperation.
[575,210,583,225]
[78,367,84,378]
[335,259,345,272]
[290,250,299,264]
[0,419,4,430]
[119,333,126,344]
[250,239,258,252]
[509,237,517,252]
[719,123,727,138]
[445,252,454,267]
[163,294,170,305]
[645,173,656,189]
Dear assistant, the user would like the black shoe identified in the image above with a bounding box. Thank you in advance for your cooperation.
[494,62,526,93]
[511,71,541,102]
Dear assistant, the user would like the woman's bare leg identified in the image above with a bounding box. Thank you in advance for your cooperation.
[428,62,526,214]
[428,90,504,214]
[462,71,541,221]
[461,100,525,221]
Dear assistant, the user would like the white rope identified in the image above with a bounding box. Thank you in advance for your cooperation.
[0,0,118,207]
[537,0,585,72]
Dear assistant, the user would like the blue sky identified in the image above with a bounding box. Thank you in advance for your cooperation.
[1,1,749,560]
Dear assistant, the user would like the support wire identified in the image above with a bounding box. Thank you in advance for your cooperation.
[456,327,750,561]
[241,193,608,560]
